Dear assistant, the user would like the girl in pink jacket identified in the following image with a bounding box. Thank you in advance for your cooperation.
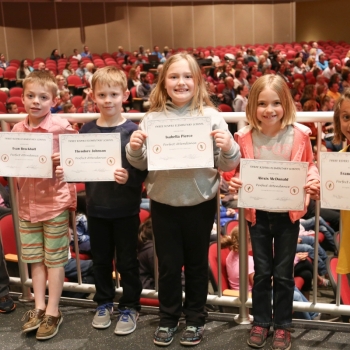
[229,75,320,350]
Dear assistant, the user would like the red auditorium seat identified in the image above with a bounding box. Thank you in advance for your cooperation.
[7,96,24,107]
[9,87,23,97]
[218,104,233,112]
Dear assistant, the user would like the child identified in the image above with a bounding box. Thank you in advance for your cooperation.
[126,53,240,346]
[12,71,77,339]
[229,74,320,350]
[332,89,350,279]
[56,66,147,335]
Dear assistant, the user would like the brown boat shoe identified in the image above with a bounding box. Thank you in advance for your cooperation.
[21,308,46,333]
[36,310,63,340]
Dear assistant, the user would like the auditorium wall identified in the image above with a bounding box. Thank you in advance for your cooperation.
[0,2,295,60]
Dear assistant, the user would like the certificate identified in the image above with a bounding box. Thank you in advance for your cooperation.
[320,152,350,210]
[146,117,214,171]
[59,133,121,182]
[238,159,308,210]
[0,132,53,178]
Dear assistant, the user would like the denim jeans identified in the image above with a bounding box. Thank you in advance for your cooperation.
[300,217,336,251]
[297,236,328,275]
[248,210,299,329]
[293,287,318,320]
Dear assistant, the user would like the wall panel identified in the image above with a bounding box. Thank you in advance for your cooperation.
[254,4,273,45]
[31,3,57,59]
[172,3,194,50]
[274,3,293,44]
[234,4,253,46]
[2,3,32,60]
[213,3,234,47]
[0,1,303,60]
[128,3,152,53]
[105,3,129,54]
[150,3,173,51]
[56,3,81,58]
[193,3,214,48]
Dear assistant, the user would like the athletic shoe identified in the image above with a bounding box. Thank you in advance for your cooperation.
[0,294,16,313]
[271,328,291,350]
[92,303,113,329]
[154,325,178,346]
[21,308,45,333]
[36,310,63,340]
[179,325,205,346]
[247,325,269,348]
[114,308,139,335]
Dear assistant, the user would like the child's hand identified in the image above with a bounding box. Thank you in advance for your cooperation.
[304,179,320,200]
[228,177,243,193]
[55,165,65,181]
[130,130,147,151]
[296,252,308,260]
[52,153,60,167]
[114,168,128,184]
[226,208,236,217]
[211,129,233,152]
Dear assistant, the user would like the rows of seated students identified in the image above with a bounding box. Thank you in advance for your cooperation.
[1,40,350,144]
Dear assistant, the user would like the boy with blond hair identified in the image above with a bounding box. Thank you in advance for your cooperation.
[12,71,77,339]
[56,66,146,335]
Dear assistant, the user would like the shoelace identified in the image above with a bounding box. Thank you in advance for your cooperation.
[96,303,113,316]
[40,315,53,329]
[252,326,265,335]
[118,309,134,323]
[274,329,287,340]
[184,326,200,336]
[21,309,40,321]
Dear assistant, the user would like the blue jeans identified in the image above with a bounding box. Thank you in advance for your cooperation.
[248,211,299,329]
[300,217,336,251]
[293,287,318,320]
[297,236,328,276]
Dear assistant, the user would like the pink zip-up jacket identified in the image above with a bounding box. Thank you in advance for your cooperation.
[234,122,320,226]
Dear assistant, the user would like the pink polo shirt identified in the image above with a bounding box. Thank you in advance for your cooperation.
[226,250,254,291]
[12,113,78,223]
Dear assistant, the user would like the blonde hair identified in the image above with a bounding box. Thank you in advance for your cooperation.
[246,74,296,131]
[91,66,127,92]
[148,52,214,114]
[23,71,57,97]
[86,62,94,72]
[333,88,350,144]
[221,226,239,252]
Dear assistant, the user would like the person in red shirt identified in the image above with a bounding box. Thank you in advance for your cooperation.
[12,71,77,340]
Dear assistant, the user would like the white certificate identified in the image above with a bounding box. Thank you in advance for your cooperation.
[0,132,53,178]
[320,152,350,210]
[238,159,308,211]
[146,117,214,171]
[59,133,121,182]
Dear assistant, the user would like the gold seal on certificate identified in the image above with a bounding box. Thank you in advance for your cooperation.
[146,117,214,171]
[0,132,53,178]
[238,159,308,211]
[320,152,350,210]
[59,133,121,182]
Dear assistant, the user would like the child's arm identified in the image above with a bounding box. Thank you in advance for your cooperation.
[211,112,241,172]
[126,129,148,171]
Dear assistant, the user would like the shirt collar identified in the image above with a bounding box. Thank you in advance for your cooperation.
[23,112,52,131]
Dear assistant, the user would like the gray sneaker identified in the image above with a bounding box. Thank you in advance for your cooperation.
[114,308,139,335]
[92,303,113,329]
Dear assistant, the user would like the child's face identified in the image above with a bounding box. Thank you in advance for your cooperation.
[68,105,76,113]
[339,99,350,141]
[22,83,56,126]
[9,104,18,114]
[92,82,129,118]
[164,59,195,107]
[62,92,70,102]
[256,87,284,134]
[294,94,300,102]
